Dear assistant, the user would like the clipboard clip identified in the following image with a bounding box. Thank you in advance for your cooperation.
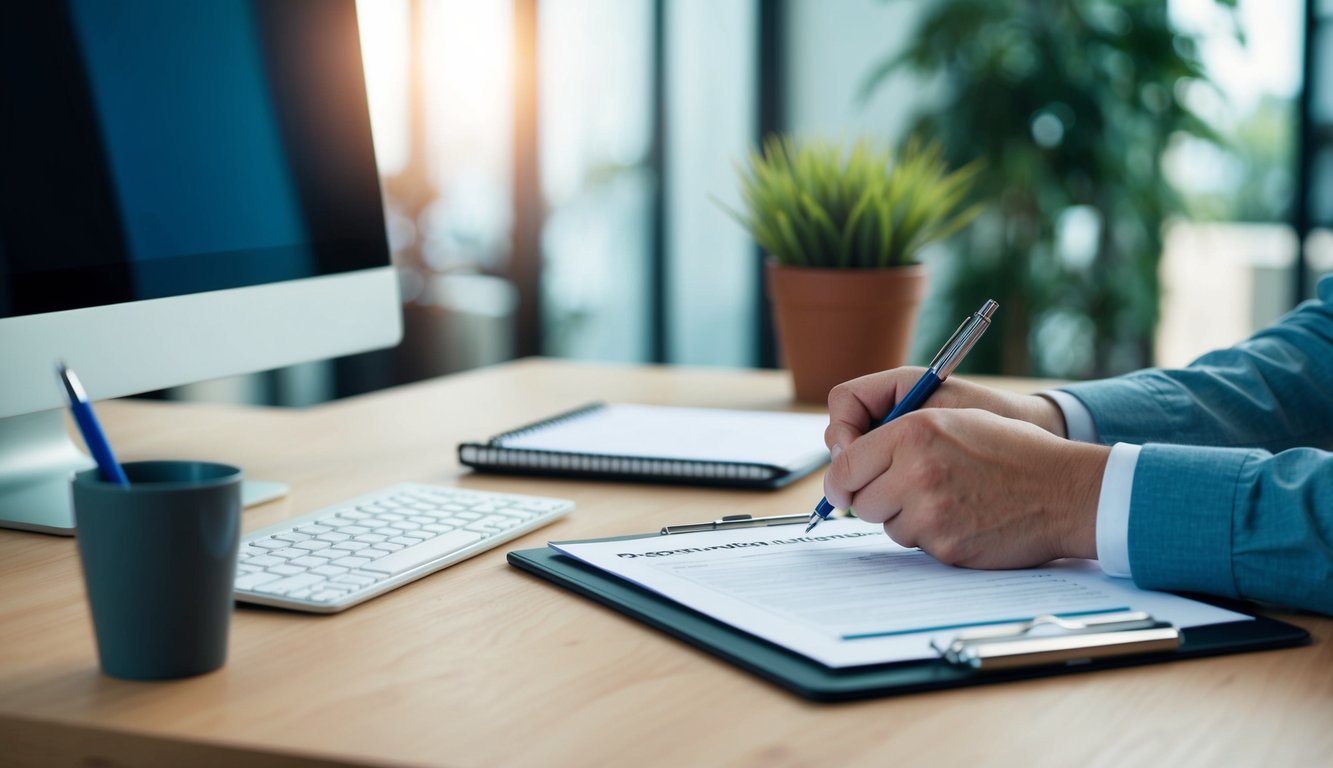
[931,611,1181,671]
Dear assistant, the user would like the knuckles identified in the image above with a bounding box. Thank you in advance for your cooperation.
[928,540,967,566]
[891,410,948,452]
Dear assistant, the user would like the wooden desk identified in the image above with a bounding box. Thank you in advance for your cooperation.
[1,359,1329,767]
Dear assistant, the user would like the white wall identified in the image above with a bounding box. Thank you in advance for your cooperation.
[666,0,760,366]
[785,0,935,142]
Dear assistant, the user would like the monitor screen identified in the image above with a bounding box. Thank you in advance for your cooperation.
[1,0,388,318]
[0,0,402,534]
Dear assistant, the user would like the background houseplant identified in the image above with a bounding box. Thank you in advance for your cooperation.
[861,0,1235,378]
[726,136,982,402]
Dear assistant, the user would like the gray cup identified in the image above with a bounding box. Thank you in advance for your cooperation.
[72,461,242,680]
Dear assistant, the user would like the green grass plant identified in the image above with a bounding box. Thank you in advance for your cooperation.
[724,136,982,269]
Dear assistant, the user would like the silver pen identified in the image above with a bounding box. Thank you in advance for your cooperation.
[661,513,810,536]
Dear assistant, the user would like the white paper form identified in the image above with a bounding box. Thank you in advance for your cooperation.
[551,518,1249,668]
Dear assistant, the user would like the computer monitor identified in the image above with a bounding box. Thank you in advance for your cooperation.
[0,1,403,534]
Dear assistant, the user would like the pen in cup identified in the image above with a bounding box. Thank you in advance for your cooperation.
[57,362,130,486]
[805,299,998,533]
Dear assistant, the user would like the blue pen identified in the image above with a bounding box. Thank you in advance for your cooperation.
[57,362,130,486]
[806,299,998,533]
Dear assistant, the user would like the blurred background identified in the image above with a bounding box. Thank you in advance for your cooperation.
[173,0,1333,406]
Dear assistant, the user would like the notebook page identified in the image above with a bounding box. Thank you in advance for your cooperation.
[497,404,829,470]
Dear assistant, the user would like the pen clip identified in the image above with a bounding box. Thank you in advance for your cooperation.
[929,299,997,379]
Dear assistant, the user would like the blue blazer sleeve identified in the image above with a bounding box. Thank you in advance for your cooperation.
[1058,276,1333,615]
[1128,444,1333,615]
[1060,276,1333,452]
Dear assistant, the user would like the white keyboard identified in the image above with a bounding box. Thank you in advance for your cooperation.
[235,483,573,613]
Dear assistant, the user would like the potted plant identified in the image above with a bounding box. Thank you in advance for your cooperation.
[725,135,983,402]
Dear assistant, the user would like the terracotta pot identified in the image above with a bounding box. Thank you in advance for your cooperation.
[766,261,928,404]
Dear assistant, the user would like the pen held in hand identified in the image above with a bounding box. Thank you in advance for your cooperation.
[57,362,130,486]
[805,299,998,533]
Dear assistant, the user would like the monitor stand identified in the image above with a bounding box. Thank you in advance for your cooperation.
[0,409,287,535]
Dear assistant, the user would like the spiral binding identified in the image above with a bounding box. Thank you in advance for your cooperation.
[459,445,780,482]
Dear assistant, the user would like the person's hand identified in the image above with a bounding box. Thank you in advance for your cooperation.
[824,368,1069,454]
[822,407,1106,568]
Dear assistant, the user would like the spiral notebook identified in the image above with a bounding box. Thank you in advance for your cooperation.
[458,403,830,488]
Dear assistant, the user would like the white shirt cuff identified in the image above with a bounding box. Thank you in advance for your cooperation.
[1039,389,1099,443]
[1094,442,1140,579]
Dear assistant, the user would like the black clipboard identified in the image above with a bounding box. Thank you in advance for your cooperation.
[506,543,1310,702]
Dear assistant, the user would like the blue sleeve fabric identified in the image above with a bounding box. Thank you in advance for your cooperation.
[1129,444,1333,615]
[1061,277,1333,452]
[1056,276,1333,615]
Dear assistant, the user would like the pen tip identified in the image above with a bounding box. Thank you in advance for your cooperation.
[804,521,817,534]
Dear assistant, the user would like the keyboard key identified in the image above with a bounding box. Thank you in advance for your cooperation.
[273,531,312,543]
[330,574,377,588]
[361,530,485,576]
[331,556,372,568]
[244,554,283,567]
[236,571,283,590]
[254,573,324,595]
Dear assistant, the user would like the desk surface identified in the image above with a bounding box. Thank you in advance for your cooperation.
[1,359,1329,767]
